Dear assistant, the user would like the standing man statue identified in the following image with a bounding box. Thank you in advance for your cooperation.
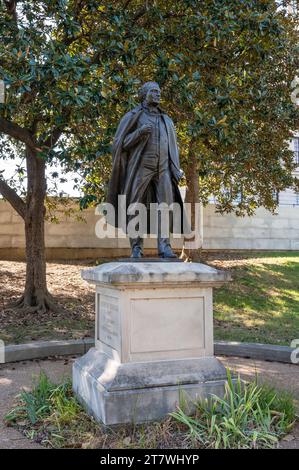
[107,81,185,259]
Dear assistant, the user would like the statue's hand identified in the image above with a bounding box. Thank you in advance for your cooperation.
[174,168,185,182]
[139,124,153,135]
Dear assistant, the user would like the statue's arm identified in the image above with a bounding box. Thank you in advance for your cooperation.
[122,127,143,150]
[169,119,184,181]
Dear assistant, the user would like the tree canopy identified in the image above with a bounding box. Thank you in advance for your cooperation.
[76,0,299,216]
[0,0,298,311]
[1,0,298,215]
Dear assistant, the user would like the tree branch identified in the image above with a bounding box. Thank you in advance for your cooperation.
[162,12,187,19]
[124,0,133,9]
[41,109,71,149]
[0,178,26,219]
[131,5,148,25]
[42,128,64,149]
[4,0,18,22]
[0,117,38,152]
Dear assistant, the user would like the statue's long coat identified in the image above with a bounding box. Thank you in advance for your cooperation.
[107,104,186,233]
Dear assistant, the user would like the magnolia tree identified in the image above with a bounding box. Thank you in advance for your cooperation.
[83,0,299,257]
[156,0,299,257]
[0,0,298,312]
[0,0,174,313]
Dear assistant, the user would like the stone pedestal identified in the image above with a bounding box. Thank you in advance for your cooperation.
[73,261,231,425]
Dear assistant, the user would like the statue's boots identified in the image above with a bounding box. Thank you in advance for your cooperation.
[130,237,143,258]
[158,240,177,259]
[131,246,143,258]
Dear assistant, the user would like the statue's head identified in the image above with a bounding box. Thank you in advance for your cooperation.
[138,81,161,106]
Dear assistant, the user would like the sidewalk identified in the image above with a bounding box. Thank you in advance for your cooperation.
[0,356,74,449]
[0,356,298,449]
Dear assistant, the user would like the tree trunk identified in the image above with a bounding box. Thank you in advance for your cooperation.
[13,147,58,313]
[182,138,202,262]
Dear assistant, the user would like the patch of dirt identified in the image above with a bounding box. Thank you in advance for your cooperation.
[1,252,298,344]
[0,260,96,344]
[279,423,299,449]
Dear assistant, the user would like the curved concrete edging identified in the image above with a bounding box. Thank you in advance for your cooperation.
[0,338,299,365]
[214,341,296,365]
[2,338,95,363]
[1,338,297,365]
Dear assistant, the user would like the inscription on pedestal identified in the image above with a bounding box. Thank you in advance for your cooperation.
[98,294,120,350]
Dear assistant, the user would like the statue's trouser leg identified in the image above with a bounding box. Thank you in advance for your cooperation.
[153,169,174,256]
[127,157,174,257]
[128,161,155,256]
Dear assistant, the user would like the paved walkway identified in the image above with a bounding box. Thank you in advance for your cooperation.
[0,357,74,449]
[0,356,298,449]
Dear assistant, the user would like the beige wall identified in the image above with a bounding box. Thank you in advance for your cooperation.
[0,200,298,260]
[202,204,299,251]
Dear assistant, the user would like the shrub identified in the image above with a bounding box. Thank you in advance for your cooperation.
[170,369,296,449]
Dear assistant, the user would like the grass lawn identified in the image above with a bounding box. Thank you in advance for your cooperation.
[0,252,298,346]
[207,251,299,346]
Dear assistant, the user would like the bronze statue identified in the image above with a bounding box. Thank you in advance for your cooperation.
[107,81,185,258]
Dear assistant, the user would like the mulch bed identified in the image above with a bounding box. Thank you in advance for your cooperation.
[0,260,96,344]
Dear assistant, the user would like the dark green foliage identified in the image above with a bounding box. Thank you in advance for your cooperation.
[0,1,298,214]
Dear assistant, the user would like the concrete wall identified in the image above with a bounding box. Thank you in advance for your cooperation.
[202,204,299,251]
[0,200,298,260]
[0,200,130,259]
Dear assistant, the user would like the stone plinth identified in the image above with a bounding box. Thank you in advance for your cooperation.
[73,261,231,425]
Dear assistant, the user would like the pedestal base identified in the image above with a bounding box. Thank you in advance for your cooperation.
[73,348,228,425]
[74,262,232,425]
